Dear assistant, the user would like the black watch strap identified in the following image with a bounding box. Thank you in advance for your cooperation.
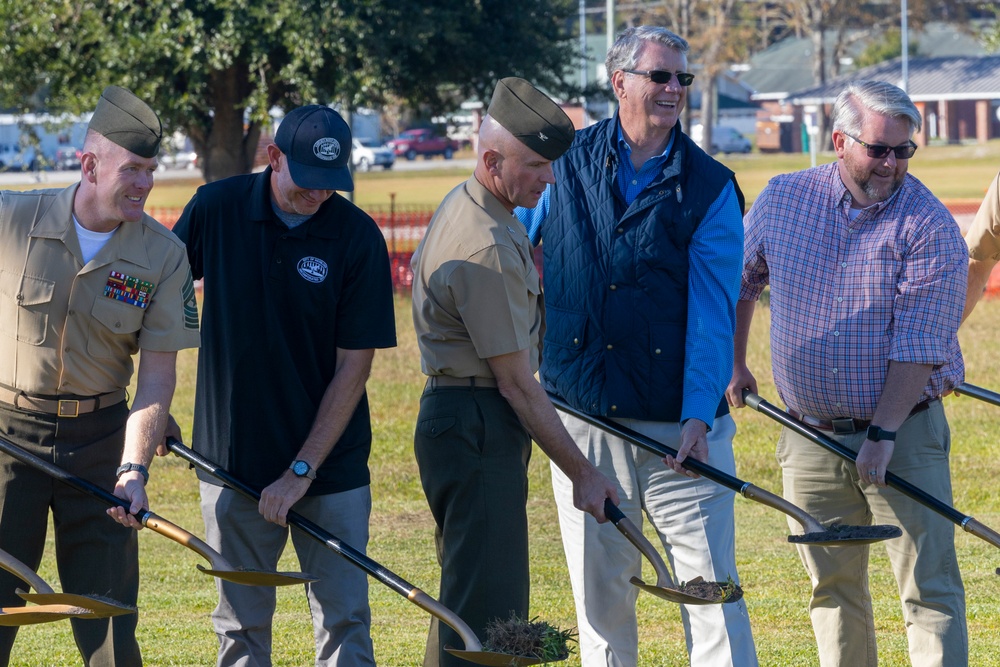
[866,425,897,442]
[116,462,149,484]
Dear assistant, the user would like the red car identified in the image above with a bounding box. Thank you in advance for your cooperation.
[386,128,459,161]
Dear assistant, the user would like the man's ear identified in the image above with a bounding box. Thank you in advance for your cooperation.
[79,151,98,182]
[483,149,501,173]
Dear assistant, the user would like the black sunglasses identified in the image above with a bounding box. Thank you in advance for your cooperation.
[843,132,917,160]
[622,69,695,87]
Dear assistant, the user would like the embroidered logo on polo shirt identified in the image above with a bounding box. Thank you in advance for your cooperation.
[104,270,154,309]
[313,138,341,161]
[297,256,328,283]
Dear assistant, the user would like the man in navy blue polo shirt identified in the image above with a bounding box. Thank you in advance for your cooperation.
[172,105,396,666]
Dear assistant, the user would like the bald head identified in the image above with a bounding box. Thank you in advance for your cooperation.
[474,114,556,213]
[478,115,522,160]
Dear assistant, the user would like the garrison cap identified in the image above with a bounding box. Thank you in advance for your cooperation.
[487,77,574,161]
[88,85,163,158]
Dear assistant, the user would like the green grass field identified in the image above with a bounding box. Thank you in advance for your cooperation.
[6,143,1000,665]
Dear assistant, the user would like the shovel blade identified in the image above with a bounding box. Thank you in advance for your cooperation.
[16,590,135,618]
[0,604,93,626]
[197,565,317,586]
[444,647,552,666]
[630,576,743,605]
[788,524,902,546]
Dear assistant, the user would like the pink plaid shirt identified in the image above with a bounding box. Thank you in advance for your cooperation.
[741,162,967,419]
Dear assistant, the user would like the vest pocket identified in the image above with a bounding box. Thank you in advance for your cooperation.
[543,306,588,351]
[0,271,55,345]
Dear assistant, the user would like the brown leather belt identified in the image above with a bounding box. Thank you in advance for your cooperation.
[788,399,937,435]
[425,376,498,389]
[0,386,127,417]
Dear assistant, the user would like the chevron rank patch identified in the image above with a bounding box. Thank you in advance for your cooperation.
[104,270,154,309]
[181,270,199,330]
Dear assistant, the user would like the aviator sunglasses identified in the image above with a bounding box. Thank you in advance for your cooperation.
[843,132,917,160]
[622,69,696,87]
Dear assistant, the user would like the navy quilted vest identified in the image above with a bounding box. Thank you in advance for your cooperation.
[540,117,742,421]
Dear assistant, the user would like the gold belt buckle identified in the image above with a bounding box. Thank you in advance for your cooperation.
[57,400,80,418]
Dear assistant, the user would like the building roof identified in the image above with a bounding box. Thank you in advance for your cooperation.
[787,55,1000,105]
[740,21,989,100]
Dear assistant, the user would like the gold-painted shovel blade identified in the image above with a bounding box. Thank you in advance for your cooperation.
[0,604,92,626]
[444,647,552,666]
[788,524,902,546]
[197,565,317,586]
[630,576,743,605]
[16,590,135,617]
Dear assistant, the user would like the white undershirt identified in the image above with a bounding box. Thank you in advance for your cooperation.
[73,216,116,264]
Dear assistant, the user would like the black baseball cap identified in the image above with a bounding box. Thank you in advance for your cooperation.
[274,105,353,191]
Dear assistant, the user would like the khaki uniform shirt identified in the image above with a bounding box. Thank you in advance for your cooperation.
[411,176,543,378]
[0,185,200,396]
[967,170,1000,262]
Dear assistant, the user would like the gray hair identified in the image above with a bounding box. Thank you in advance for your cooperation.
[831,80,922,136]
[605,26,689,81]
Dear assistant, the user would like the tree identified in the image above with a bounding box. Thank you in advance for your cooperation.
[0,0,579,182]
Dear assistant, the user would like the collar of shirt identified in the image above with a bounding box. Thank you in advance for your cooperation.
[615,121,674,206]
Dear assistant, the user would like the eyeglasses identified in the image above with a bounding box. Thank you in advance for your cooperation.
[622,69,695,87]
[843,132,917,160]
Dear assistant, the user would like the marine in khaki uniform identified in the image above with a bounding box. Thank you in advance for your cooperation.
[962,170,1000,320]
[0,85,199,665]
[411,77,619,667]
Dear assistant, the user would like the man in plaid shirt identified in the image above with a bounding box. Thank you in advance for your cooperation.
[727,80,968,667]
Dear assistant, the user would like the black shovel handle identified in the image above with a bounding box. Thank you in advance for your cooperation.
[0,436,151,523]
[955,383,1000,408]
[742,390,1000,550]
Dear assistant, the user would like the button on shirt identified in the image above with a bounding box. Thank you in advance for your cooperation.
[741,163,967,419]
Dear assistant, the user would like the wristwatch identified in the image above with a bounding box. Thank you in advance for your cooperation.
[289,460,317,480]
[115,462,149,484]
[866,425,897,442]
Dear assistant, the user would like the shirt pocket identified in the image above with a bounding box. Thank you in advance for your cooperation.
[0,271,55,345]
[88,296,144,359]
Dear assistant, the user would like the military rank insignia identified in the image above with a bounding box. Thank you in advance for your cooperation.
[104,270,154,309]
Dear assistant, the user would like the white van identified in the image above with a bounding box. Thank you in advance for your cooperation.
[690,125,752,155]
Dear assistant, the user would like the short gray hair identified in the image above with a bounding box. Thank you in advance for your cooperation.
[605,26,689,81]
[831,80,922,136]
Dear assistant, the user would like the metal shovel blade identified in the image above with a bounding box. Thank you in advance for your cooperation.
[0,604,95,626]
[444,646,552,666]
[16,590,135,618]
[787,523,902,546]
[629,575,743,605]
[196,565,316,587]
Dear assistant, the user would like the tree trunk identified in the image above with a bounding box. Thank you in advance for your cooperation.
[189,65,259,183]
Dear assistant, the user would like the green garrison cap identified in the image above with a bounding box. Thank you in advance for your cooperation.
[88,86,162,158]
[487,77,574,161]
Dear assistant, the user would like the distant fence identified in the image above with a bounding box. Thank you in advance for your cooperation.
[148,200,999,297]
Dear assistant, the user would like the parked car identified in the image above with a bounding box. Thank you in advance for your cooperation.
[386,128,459,160]
[54,146,82,171]
[0,144,40,171]
[690,125,752,155]
[352,138,394,171]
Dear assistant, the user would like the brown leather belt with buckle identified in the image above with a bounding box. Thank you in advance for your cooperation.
[426,376,499,389]
[788,399,937,435]
[0,386,127,417]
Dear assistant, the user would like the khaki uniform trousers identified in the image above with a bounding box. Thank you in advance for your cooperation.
[777,400,967,667]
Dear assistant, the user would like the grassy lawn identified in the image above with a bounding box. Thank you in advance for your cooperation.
[8,295,1000,666]
[5,142,1000,665]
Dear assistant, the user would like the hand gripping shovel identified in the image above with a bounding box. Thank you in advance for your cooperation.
[167,439,558,666]
[742,390,1000,573]
[549,393,901,546]
[955,382,1000,408]
[0,436,314,588]
[603,499,742,605]
[0,546,134,624]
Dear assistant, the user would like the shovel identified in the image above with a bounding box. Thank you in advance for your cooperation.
[549,393,901,546]
[603,499,742,605]
[167,438,558,666]
[0,436,314,588]
[0,546,135,620]
[955,382,1000,408]
[742,390,1000,573]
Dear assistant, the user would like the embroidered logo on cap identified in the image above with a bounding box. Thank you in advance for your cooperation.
[297,256,329,283]
[313,138,341,162]
[538,132,549,141]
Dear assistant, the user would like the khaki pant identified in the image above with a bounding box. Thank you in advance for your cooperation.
[777,400,967,667]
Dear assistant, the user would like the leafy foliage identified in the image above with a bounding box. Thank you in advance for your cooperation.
[0,0,578,181]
